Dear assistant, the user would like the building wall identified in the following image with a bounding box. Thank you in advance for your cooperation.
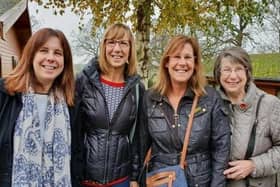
[0,26,20,77]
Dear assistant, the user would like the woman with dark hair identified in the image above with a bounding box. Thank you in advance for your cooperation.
[72,23,145,187]
[214,47,280,187]
[139,35,231,187]
[0,28,75,186]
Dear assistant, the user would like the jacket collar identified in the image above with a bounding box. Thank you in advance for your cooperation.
[82,57,100,82]
[0,78,22,102]
[219,82,257,112]
[81,57,141,88]
[150,87,195,103]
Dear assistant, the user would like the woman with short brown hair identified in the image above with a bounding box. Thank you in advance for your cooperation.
[214,47,280,187]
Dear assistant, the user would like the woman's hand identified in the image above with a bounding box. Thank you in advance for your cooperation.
[130,181,139,187]
[223,160,256,180]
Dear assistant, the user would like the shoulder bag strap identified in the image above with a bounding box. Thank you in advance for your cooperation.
[143,95,199,168]
[179,95,199,168]
[129,83,139,142]
[245,94,265,159]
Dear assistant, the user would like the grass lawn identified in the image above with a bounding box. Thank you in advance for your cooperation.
[74,53,280,81]
[204,53,280,79]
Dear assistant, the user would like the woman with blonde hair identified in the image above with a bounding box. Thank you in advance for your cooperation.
[72,23,145,187]
[0,28,75,186]
[138,35,231,187]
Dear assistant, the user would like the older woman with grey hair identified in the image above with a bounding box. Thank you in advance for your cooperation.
[213,46,280,187]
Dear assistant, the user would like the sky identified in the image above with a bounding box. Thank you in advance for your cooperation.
[28,1,87,64]
[28,1,81,37]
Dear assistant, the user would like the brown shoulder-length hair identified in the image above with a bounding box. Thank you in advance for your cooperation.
[153,35,206,96]
[4,28,75,106]
[213,46,252,88]
[98,23,137,76]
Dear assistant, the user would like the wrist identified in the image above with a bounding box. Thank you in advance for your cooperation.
[250,160,257,177]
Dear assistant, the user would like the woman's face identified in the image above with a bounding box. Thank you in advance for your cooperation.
[33,36,64,92]
[105,34,130,71]
[219,57,247,97]
[165,43,195,87]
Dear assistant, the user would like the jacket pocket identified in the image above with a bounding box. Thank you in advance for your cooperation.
[249,175,274,187]
[191,104,210,132]
[0,171,10,187]
[187,156,211,186]
[193,104,208,118]
[194,173,211,186]
[148,112,168,132]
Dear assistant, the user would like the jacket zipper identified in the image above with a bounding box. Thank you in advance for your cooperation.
[100,88,111,184]
[101,81,137,183]
[90,81,111,183]
[87,71,139,183]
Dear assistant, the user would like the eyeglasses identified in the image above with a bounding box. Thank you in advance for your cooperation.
[169,55,195,62]
[220,67,246,76]
[105,39,130,49]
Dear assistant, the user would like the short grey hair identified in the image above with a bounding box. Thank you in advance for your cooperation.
[213,47,252,87]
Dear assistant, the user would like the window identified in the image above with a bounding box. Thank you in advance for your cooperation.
[12,56,17,68]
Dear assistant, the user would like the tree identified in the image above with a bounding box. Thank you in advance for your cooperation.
[71,20,104,63]
[240,1,280,53]
[261,0,280,52]
[30,0,270,83]
[213,1,269,47]
[30,14,43,32]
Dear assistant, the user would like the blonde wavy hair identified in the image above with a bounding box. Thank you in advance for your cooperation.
[153,35,206,96]
[98,23,137,76]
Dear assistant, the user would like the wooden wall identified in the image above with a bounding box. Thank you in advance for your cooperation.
[0,27,20,76]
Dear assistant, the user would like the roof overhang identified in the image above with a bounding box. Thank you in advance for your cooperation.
[0,0,31,40]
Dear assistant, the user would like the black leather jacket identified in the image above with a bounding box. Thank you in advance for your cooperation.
[139,87,231,187]
[71,58,144,186]
[0,79,75,187]
[0,79,22,187]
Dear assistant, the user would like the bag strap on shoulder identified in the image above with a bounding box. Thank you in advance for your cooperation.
[179,95,199,168]
[144,95,199,169]
[129,83,139,142]
[245,94,265,159]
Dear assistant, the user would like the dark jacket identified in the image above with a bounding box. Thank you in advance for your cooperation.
[0,79,75,187]
[0,79,22,187]
[71,58,145,185]
[139,87,231,187]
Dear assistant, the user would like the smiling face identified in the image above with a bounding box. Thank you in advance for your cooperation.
[33,36,64,92]
[220,57,247,98]
[105,35,130,71]
[165,43,195,87]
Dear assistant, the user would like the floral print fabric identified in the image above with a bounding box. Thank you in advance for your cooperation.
[12,93,71,187]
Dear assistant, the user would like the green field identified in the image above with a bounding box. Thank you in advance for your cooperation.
[204,53,280,79]
[74,53,280,80]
